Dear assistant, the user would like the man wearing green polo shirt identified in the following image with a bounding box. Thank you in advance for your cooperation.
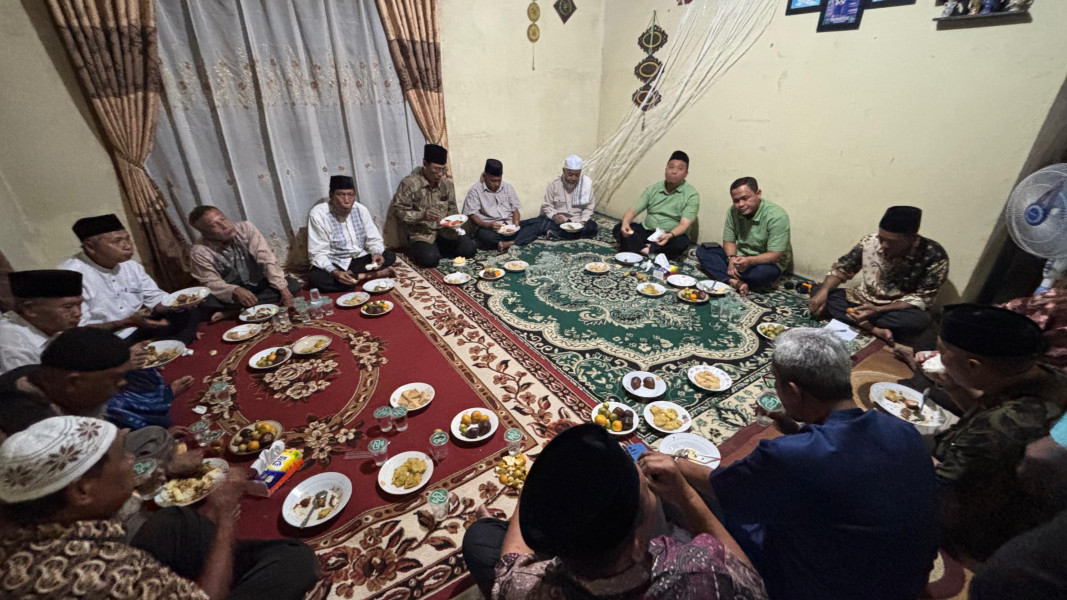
[697,177,792,296]
[612,151,700,260]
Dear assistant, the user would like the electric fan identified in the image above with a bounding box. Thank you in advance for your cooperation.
[1003,163,1067,291]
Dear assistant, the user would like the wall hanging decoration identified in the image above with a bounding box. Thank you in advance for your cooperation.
[632,14,668,115]
[554,0,576,24]
[818,0,865,31]
[785,0,821,15]
[528,1,540,70]
[864,0,916,8]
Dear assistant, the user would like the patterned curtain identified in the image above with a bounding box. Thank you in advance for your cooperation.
[47,0,191,290]
[375,0,448,148]
[0,250,12,313]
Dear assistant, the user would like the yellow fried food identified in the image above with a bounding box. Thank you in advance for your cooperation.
[398,389,430,409]
[694,370,720,389]
[391,458,428,489]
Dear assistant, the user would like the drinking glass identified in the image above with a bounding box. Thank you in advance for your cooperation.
[374,406,394,432]
[309,300,325,320]
[369,438,390,467]
[504,428,524,456]
[322,298,334,317]
[392,406,409,432]
[209,380,231,403]
[309,288,321,303]
[428,488,450,521]
[429,430,449,461]
[277,310,292,331]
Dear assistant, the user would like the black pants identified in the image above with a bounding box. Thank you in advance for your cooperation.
[200,277,302,314]
[408,235,477,268]
[823,288,934,344]
[462,517,509,599]
[307,250,397,293]
[612,222,690,260]
[126,308,201,347]
[130,507,319,600]
[474,226,519,250]
[514,216,599,246]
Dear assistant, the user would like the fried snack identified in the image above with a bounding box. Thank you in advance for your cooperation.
[398,388,430,409]
[587,263,609,273]
[453,256,467,266]
[694,370,721,389]
[649,405,683,431]
[391,458,427,489]
[143,346,180,367]
[884,389,906,404]
[171,293,200,306]
[640,283,662,295]
[162,462,224,504]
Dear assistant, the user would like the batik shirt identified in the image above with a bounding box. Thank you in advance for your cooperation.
[829,233,949,309]
[389,167,459,244]
[493,534,768,600]
[0,520,209,599]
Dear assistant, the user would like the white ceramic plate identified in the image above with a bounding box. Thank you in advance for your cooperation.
[660,433,721,468]
[444,272,472,285]
[497,224,520,235]
[293,334,331,355]
[155,458,229,507]
[440,214,468,228]
[378,451,435,495]
[479,268,505,280]
[757,322,789,340]
[223,323,262,343]
[687,365,732,392]
[337,291,370,308]
[248,346,292,370]
[637,282,667,297]
[870,382,944,428]
[643,401,693,435]
[591,401,640,435]
[239,303,280,323]
[622,370,667,399]
[666,274,697,287]
[560,222,583,232]
[164,286,210,308]
[503,260,529,272]
[361,300,394,317]
[389,382,435,411]
[584,262,611,274]
[450,408,500,443]
[364,278,395,294]
[283,472,353,527]
[677,288,710,304]
[142,340,186,368]
[228,420,284,456]
[615,252,644,265]
[697,280,732,295]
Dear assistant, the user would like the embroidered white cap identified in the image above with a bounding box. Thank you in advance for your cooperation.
[0,416,117,504]
[564,155,583,170]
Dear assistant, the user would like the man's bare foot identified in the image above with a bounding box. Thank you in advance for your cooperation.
[170,375,196,397]
[728,278,750,297]
[363,267,396,281]
[498,241,515,253]
[639,246,650,256]
[871,326,895,346]
[196,331,204,340]
[474,504,492,520]
[210,311,227,324]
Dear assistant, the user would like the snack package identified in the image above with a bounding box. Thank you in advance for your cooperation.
[252,446,303,497]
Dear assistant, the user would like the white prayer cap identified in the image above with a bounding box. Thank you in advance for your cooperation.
[564,155,583,170]
[0,416,117,503]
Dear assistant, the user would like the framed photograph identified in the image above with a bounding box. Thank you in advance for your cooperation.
[817,0,864,31]
[785,0,823,15]
[863,0,916,8]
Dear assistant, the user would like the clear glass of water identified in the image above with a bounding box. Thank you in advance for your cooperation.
[429,430,449,462]
[428,488,450,521]
[322,298,334,316]
[309,288,321,303]
[505,428,524,456]
[309,300,325,320]
[209,380,230,402]
[374,406,394,432]
[369,438,389,467]
[392,406,409,431]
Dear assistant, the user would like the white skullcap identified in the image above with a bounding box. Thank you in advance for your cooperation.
[564,155,583,170]
[0,416,117,503]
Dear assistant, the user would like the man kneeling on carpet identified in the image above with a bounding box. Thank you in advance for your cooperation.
[308,175,396,293]
[515,154,597,245]
[0,416,319,600]
[672,328,939,600]
[462,423,768,599]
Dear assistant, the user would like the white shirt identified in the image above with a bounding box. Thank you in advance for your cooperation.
[59,252,168,324]
[0,312,54,374]
[307,202,385,272]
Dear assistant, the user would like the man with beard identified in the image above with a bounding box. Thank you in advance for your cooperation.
[515,155,598,245]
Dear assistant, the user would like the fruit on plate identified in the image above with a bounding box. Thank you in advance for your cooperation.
[459,410,493,439]
[363,300,390,315]
[595,402,635,432]
[680,288,708,302]
[232,422,278,453]
[760,323,788,339]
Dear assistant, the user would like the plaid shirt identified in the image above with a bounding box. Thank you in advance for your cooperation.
[829,233,949,310]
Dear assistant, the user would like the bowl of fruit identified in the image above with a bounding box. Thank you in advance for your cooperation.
[757,322,789,340]
[229,420,283,456]
[451,409,499,443]
[592,401,639,435]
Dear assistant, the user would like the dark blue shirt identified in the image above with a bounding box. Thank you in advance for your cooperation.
[710,408,938,600]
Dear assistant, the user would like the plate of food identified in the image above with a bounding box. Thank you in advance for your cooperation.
[248,346,291,369]
[560,222,584,232]
[637,282,667,297]
[361,300,393,317]
[757,322,789,340]
[163,286,210,308]
[283,472,352,528]
[364,278,395,294]
[870,382,944,429]
[141,340,186,368]
[390,382,435,411]
[687,365,732,392]
[678,287,709,304]
[378,451,434,495]
[585,262,611,274]
[497,224,520,236]
[223,323,262,342]
[504,260,529,272]
[622,371,666,399]
[696,280,732,295]
[239,304,280,323]
[615,252,644,265]
[337,291,370,308]
[659,433,721,468]
[444,272,471,285]
[450,408,499,443]
[155,458,229,507]
[292,334,331,355]
[643,401,692,434]
[480,268,505,280]
[592,401,639,435]
[229,420,283,455]
[666,274,697,288]
[439,214,468,228]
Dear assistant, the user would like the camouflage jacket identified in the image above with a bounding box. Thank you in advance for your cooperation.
[388,167,459,245]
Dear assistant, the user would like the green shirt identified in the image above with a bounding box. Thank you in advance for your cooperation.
[632,180,700,233]
[723,198,793,272]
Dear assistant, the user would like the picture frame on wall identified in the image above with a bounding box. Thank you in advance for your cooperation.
[863,0,916,8]
[785,0,822,16]
[817,0,864,31]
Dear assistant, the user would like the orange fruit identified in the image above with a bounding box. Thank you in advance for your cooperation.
[594,415,608,427]
[471,410,483,421]
[248,440,260,452]
[612,420,623,432]
[461,414,472,426]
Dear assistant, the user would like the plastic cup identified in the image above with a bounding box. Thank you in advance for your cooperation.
[504,428,524,456]
[429,430,449,461]
[209,381,231,403]
[428,488,450,520]
[374,406,394,432]
[322,298,334,316]
[392,406,409,431]
[369,438,390,467]
[309,300,325,320]
[309,288,321,303]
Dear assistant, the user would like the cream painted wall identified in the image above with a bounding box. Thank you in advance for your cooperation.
[0,1,126,270]
[596,2,1067,302]
[440,0,604,217]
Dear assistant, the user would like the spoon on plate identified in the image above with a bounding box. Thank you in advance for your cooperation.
[300,490,329,528]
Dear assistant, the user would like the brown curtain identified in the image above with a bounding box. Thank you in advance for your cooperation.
[48,0,191,290]
[0,250,12,313]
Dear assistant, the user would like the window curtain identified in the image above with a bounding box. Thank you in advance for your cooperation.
[147,1,426,270]
[47,0,192,290]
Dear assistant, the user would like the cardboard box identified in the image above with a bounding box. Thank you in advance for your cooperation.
[254,449,303,496]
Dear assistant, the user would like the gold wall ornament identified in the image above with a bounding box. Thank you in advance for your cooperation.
[527,23,540,42]
[527,1,540,71]
[528,2,540,22]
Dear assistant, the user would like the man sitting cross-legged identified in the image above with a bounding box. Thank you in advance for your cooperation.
[515,154,598,245]
[613,150,700,260]
[464,159,522,253]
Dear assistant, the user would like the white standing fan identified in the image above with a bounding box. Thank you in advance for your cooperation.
[1003,164,1067,290]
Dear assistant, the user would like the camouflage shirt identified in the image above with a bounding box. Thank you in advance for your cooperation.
[388,167,459,245]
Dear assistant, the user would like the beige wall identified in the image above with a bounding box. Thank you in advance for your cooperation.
[0,1,126,270]
[440,0,604,216]
[596,2,1067,302]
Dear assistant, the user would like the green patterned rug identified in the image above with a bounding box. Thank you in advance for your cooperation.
[433,214,872,445]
